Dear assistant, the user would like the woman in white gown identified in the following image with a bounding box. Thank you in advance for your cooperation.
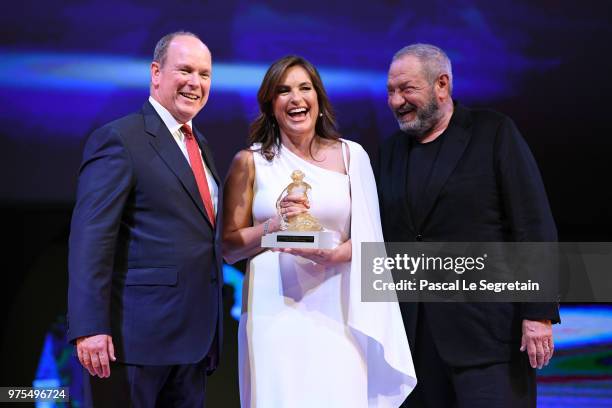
[223,55,416,407]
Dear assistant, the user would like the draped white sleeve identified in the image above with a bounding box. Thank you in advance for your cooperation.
[343,139,417,407]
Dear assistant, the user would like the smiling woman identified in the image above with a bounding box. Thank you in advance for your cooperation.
[222,55,416,407]
[272,65,320,140]
[245,55,341,162]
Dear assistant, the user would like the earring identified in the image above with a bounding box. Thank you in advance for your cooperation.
[319,112,323,118]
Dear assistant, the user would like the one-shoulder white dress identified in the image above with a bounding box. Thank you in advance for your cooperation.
[239,141,416,408]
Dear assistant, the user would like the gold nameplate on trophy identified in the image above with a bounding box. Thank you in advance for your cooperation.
[261,170,334,249]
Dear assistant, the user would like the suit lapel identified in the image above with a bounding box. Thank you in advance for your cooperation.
[142,102,209,222]
[415,104,472,230]
[194,128,221,186]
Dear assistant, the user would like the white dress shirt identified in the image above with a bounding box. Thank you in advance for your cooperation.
[148,96,218,214]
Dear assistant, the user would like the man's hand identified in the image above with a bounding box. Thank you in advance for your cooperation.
[76,334,116,378]
[520,319,554,369]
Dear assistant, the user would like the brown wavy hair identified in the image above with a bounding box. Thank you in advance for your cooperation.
[248,55,340,161]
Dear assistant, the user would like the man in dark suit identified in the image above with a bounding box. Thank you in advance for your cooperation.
[376,44,559,407]
[68,31,222,407]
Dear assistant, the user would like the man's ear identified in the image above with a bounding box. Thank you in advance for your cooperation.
[435,74,450,98]
[150,61,161,87]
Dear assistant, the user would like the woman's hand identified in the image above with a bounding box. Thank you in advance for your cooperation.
[278,193,310,220]
[276,239,352,266]
[263,193,308,235]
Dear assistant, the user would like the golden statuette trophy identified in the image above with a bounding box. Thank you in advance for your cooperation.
[261,170,334,249]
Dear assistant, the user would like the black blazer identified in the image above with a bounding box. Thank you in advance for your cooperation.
[68,101,223,367]
[376,103,559,367]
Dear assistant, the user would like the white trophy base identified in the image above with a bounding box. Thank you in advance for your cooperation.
[261,230,335,249]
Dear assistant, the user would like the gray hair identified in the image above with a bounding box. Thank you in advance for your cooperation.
[153,31,201,66]
[393,44,453,95]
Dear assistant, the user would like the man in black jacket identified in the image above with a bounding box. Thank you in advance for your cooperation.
[376,43,559,407]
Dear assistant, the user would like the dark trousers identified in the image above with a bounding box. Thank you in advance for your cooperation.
[402,308,536,408]
[83,361,207,408]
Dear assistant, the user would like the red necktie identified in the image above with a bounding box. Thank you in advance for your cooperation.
[181,124,215,226]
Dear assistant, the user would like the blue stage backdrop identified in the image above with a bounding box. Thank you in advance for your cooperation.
[1,0,611,407]
[1,0,611,237]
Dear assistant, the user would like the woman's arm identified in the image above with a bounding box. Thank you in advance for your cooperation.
[222,150,265,264]
[222,150,308,264]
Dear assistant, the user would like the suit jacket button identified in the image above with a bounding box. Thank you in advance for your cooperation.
[416,234,423,241]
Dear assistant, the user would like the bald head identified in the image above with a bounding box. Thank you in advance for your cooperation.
[153,31,207,67]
